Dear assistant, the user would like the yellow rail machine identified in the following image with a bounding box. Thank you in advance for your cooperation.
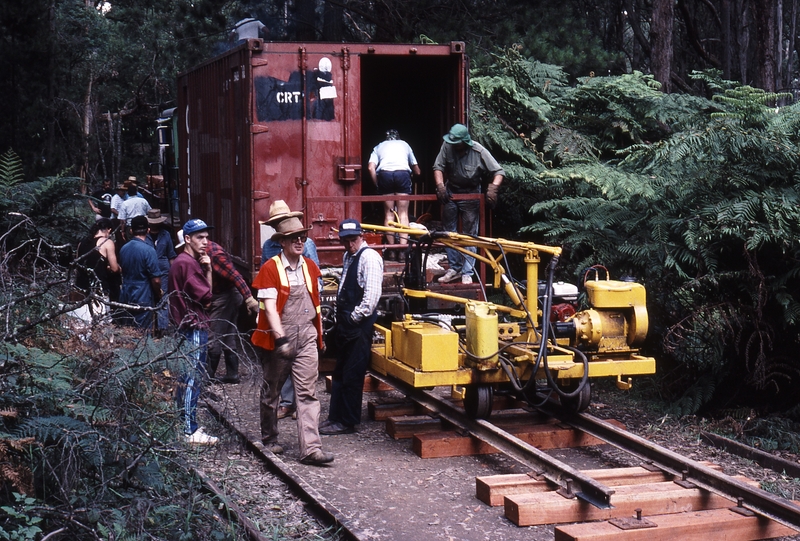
[366,223,656,419]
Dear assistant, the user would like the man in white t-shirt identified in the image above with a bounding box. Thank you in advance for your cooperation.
[118,184,151,226]
[367,129,421,250]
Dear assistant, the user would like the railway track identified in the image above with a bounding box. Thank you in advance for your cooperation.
[202,372,800,541]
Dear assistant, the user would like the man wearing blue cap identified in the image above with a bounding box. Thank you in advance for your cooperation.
[319,219,383,435]
[433,123,505,284]
[168,218,218,445]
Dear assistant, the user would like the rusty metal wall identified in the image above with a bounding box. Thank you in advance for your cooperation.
[178,41,467,273]
[177,43,255,270]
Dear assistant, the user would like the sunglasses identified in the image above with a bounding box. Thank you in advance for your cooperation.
[287,235,307,244]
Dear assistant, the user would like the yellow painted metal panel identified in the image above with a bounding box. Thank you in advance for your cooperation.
[585,280,646,308]
[390,321,459,371]
[376,353,473,386]
[465,301,499,369]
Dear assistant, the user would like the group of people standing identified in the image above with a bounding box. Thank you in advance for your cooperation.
[75,122,502,466]
[166,204,383,465]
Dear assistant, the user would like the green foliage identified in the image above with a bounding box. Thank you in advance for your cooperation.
[711,86,794,128]
[667,376,717,417]
[473,47,800,415]
[0,329,235,538]
[0,150,25,204]
[0,493,43,541]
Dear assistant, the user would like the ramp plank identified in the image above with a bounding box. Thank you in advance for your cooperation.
[477,461,722,506]
[554,507,798,541]
[386,415,442,439]
[368,399,418,421]
[326,374,391,393]
[505,480,740,526]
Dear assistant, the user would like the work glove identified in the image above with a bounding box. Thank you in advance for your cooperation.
[486,184,500,209]
[435,184,451,205]
[273,336,295,361]
[245,296,259,315]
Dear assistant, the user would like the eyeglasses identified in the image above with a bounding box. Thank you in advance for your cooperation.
[287,235,307,244]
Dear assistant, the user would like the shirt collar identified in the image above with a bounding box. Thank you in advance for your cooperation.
[280,251,305,271]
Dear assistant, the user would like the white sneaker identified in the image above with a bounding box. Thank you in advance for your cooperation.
[461,274,473,284]
[439,269,461,283]
[185,427,218,445]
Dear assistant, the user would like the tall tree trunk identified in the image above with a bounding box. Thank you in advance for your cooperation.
[624,0,651,72]
[295,0,317,41]
[81,76,93,185]
[737,0,750,84]
[46,0,56,169]
[322,1,343,41]
[777,0,784,88]
[651,0,674,92]
[752,0,777,91]
[722,0,733,79]
[789,0,798,89]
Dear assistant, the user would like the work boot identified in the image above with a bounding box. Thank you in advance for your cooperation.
[438,269,461,283]
[300,449,335,466]
[319,421,355,435]
[277,406,295,419]
[262,441,284,454]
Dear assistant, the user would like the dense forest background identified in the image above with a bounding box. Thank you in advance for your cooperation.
[3,0,800,184]
[2,0,800,415]
[2,1,800,537]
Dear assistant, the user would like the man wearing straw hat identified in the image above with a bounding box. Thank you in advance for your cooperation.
[251,201,334,466]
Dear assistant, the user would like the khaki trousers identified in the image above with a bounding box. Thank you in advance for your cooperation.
[258,321,322,459]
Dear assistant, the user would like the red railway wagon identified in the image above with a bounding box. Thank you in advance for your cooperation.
[175,39,469,274]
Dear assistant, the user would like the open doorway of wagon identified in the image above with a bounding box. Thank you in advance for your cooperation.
[359,53,465,232]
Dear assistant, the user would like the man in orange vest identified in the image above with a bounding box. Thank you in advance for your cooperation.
[251,201,334,466]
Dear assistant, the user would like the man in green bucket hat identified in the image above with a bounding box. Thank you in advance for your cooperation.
[433,123,505,284]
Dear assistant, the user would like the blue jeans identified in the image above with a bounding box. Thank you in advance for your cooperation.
[279,377,295,408]
[175,328,208,435]
[441,197,479,276]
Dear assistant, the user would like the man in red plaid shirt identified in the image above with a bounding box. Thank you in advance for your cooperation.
[206,241,259,383]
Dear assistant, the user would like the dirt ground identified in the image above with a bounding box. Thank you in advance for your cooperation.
[195,356,800,541]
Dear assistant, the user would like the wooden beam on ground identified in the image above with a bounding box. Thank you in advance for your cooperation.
[386,415,443,439]
[505,478,757,526]
[413,421,612,458]
[476,461,722,507]
[553,507,798,541]
[325,374,392,394]
[367,398,418,421]
[413,430,498,457]
[318,356,336,373]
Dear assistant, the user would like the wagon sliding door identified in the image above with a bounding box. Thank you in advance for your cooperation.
[251,44,361,267]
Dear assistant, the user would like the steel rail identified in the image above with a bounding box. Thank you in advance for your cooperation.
[538,402,800,531]
[368,371,616,508]
[205,400,363,541]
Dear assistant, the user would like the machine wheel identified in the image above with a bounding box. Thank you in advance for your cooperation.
[559,380,591,413]
[464,384,493,419]
[320,304,336,334]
